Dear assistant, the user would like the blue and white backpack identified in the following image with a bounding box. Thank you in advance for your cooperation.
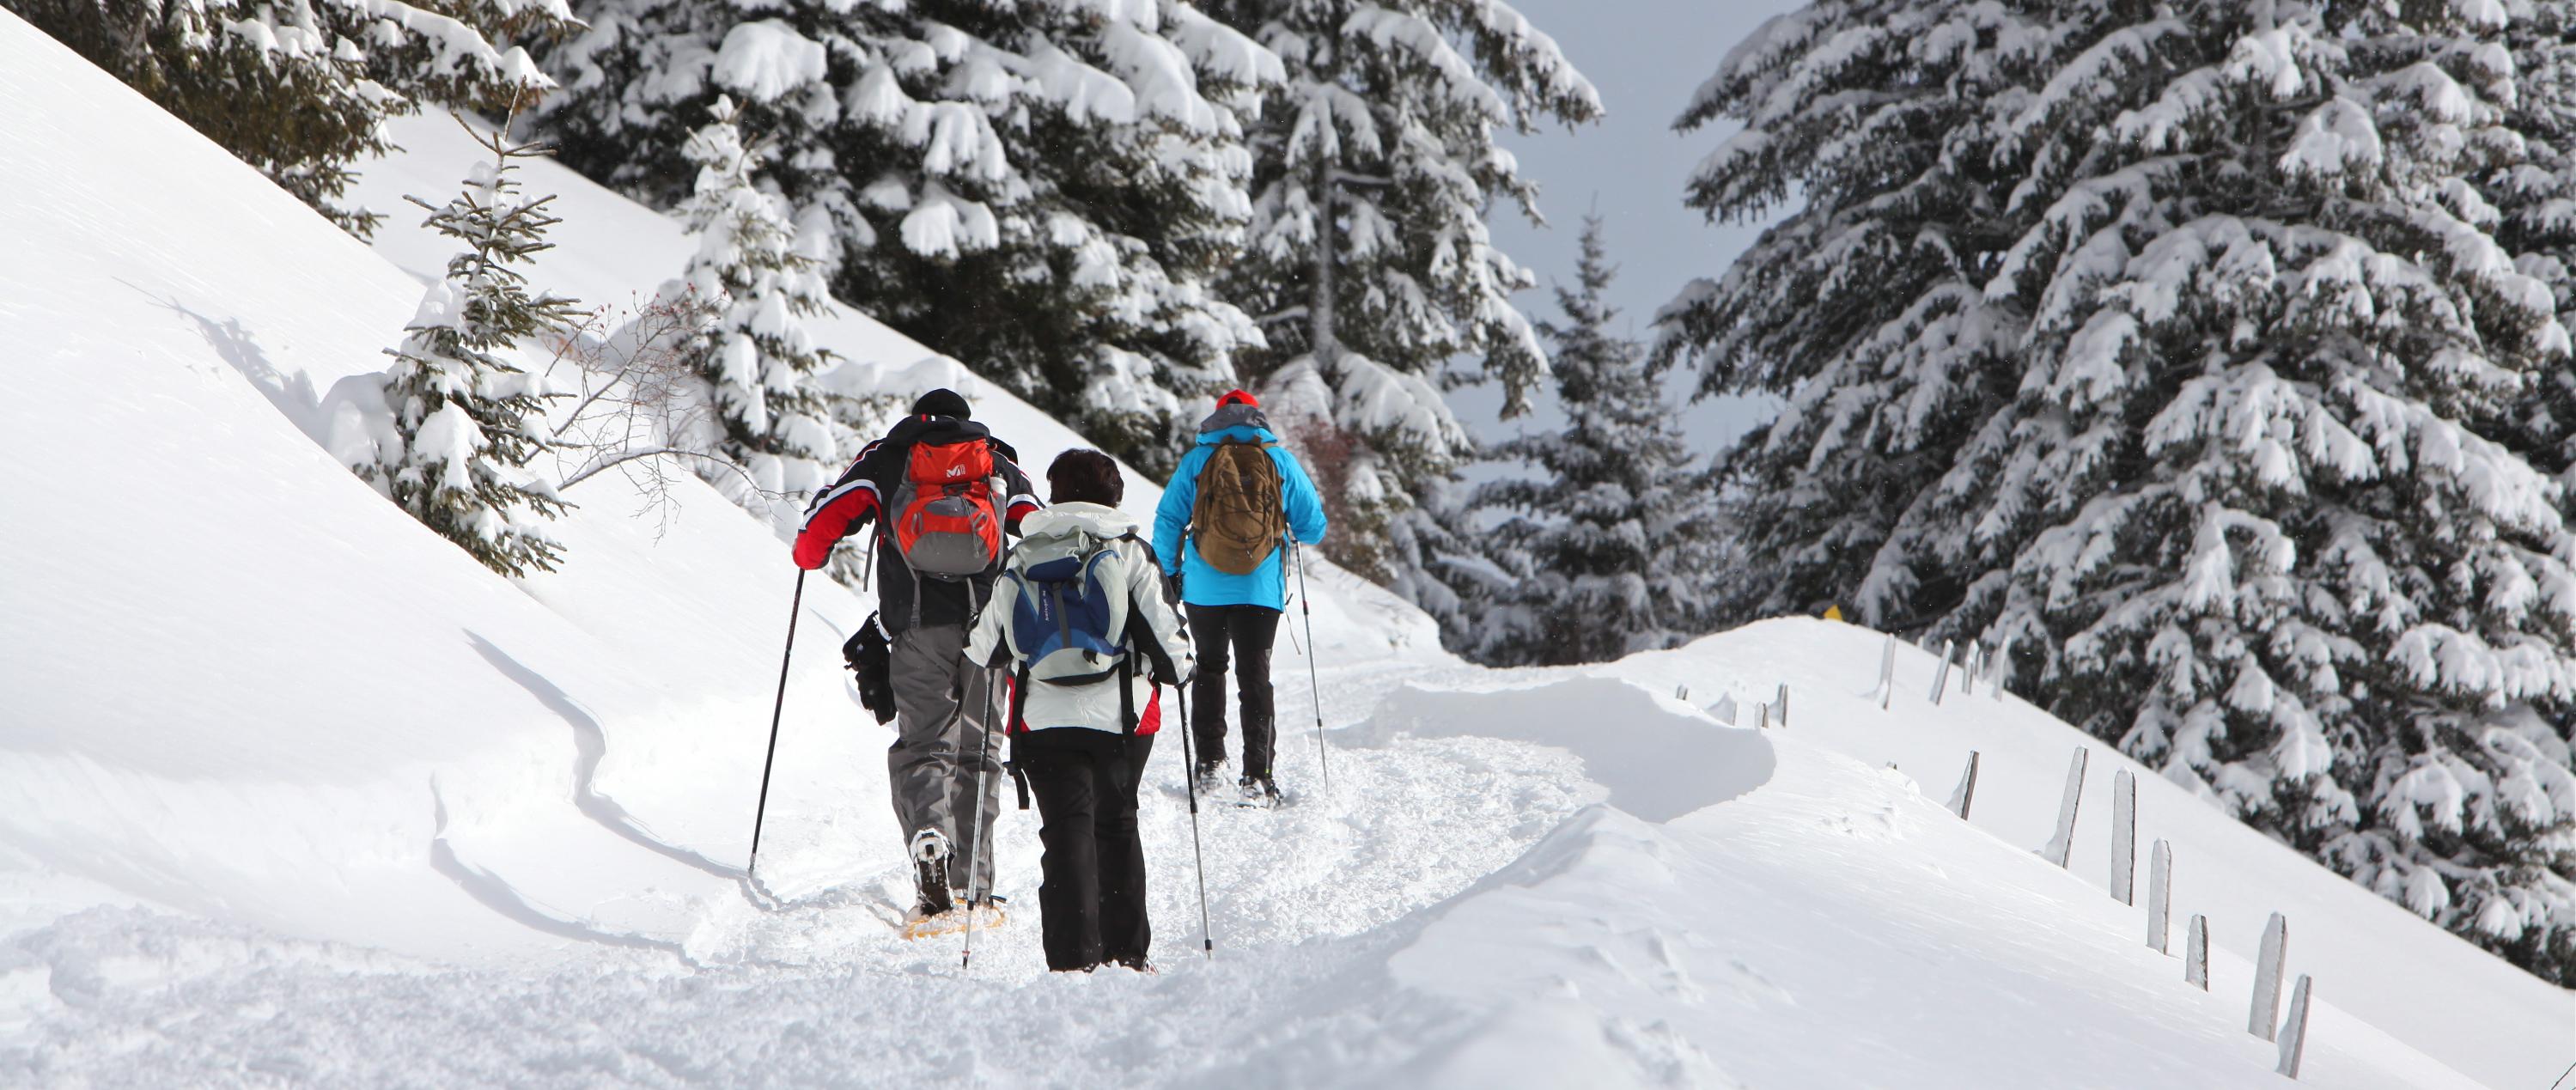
[1000,530,1136,686]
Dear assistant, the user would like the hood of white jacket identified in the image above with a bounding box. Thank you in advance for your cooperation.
[1018,502,1139,541]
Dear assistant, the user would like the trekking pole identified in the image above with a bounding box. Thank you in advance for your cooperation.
[747,570,807,886]
[962,666,998,971]
[1293,540,1329,791]
[1175,682,1215,959]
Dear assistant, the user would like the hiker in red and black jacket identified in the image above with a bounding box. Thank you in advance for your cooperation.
[794,388,1039,923]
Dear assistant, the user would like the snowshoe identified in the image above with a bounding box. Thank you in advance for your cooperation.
[900,900,1008,941]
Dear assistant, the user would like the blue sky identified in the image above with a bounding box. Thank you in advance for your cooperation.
[1450,0,1804,454]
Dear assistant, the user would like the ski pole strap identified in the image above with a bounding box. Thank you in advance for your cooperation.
[1117,656,1136,736]
[1006,758,1032,811]
[1008,662,1031,735]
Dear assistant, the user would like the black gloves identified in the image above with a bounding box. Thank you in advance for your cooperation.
[842,613,897,726]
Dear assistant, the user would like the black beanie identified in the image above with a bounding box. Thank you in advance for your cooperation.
[911,388,971,418]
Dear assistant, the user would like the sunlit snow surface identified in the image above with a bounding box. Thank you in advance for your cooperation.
[3,11,2570,1087]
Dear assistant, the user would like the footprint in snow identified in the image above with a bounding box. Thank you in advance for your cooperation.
[1726,956,1796,1008]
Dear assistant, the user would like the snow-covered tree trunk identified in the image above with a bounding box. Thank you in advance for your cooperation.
[1666,0,2576,981]
[1200,0,1602,594]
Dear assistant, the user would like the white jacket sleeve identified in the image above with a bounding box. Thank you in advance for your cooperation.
[964,573,1013,669]
[1127,543,1193,684]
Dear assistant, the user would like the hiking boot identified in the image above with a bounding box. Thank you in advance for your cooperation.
[1239,774,1282,808]
[910,829,954,917]
[1191,758,1227,795]
[913,858,953,918]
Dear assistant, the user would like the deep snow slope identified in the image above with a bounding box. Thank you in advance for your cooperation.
[0,7,887,962]
[2,9,2565,1087]
[1592,624,2576,1090]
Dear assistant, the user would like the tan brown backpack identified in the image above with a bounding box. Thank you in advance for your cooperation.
[1191,440,1288,575]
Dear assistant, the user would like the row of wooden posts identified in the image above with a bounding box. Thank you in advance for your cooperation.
[1872,633,2317,1080]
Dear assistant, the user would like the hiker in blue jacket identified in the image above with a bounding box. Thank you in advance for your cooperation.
[1153,389,1328,807]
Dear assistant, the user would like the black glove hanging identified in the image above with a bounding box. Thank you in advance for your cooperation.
[842,612,898,725]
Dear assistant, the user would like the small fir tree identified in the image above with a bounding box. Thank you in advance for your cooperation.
[1449,216,1722,666]
[15,0,571,236]
[362,124,582,576]
[674,95,837,523]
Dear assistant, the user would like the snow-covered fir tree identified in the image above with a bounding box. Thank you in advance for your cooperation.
[1192,0,1600,596]
[361,125,582,577]
[673,94,838,523]
[1446,215,1721,667]
[15,0,569,236]
[1663,0,2576,980]
[532,0,1280,477]
[2494,4,2576,484]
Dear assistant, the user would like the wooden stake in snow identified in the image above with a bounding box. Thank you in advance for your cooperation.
[2110,770,2137,904]
[1675,684,1689,702]
[1877,633,1897,710]
[1775,682,1789,727]
[2186,915,2210,990]
[1960,642,1982,691]
[2038,746,2088,868]
[1756,702,1770,730]
[2276,975,2313,1078]
[2147,840,2172,953]
[1991,635,2013,699]
[1929,639,1957,703]
[2250,912,2289,1039]
[1947,751,1980,819]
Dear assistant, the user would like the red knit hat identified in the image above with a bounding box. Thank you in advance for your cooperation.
[1216,389,1259,409]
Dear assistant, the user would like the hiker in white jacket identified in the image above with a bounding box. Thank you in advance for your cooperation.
[963,449,1191,971]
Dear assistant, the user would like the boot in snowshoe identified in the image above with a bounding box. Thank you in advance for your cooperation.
[1191,758,1227,797]
[1236,774,1282,809]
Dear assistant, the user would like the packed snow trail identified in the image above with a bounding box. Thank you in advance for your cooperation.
[0,662,2483,1088]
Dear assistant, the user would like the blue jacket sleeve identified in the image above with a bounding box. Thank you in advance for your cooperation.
[1277,448,1328,545]
[1154,448,1203,575]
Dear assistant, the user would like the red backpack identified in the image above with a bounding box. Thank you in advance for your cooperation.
[888,438,1003,581]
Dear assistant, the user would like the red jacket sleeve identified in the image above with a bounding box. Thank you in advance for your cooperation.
[993,445,1041,533]
[793,480,880,569]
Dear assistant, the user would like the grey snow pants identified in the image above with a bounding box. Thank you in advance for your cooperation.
[888,623,1003,896]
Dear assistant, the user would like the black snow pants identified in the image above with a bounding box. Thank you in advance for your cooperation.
[1013,728,1154,971]
[1185,603,1281,780]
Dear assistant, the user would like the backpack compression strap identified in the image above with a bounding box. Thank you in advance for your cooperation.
[1008,662,1033,810]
